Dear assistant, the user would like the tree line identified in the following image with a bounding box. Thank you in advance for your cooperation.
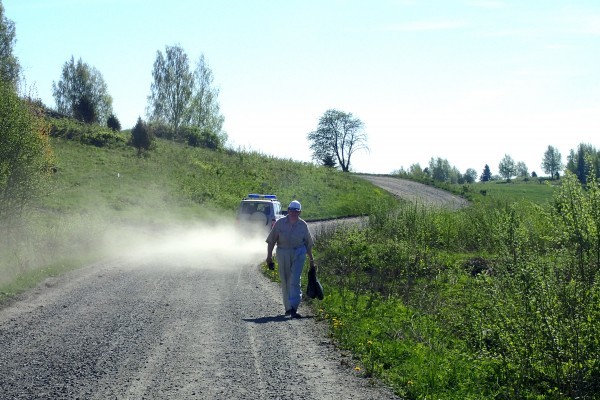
[49,44,227,153]
[393,143,600,185]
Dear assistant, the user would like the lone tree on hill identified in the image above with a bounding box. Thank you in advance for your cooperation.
[498,154,516,181]
[307,109,368,172]
[541,145,563,180]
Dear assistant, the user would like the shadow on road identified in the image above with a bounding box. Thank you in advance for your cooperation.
[242,315,314,323]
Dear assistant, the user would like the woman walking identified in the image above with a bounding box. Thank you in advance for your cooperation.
[266,200,315,318]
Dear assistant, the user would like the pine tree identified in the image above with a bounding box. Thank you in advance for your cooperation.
[480,164,492,182]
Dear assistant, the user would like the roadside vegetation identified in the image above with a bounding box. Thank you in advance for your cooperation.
[313,169,600,399]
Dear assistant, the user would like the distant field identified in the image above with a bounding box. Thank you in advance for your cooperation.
[472,179,558,204]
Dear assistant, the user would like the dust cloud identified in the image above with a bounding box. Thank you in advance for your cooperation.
[103,220,269,270]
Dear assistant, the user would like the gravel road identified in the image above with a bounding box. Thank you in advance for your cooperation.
[0,176,457,399]
[0,228,400,400]
[357,175,469,209]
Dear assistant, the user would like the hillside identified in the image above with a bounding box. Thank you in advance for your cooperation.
[1,135,397,295]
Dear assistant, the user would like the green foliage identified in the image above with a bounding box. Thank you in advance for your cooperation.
[180,125,223,150]
[51,56,113,124]
[0,2,20,87]
[307,109,367,172]
[463,168,477,184]
[428,156,458,183]
[498,154,516,181]
[314,177,600,398]
[0,82,53,229]
[566,143,600,185]
[49,117,126,148]
[480,164,492,182]
[147,46,225,140]
[189,54,225,138]
[131,117,152,156]
[542,145,563,179]
[106,113,121,131]
[72,94,97,123]
[148,121,175,140]
[147,44,193,132]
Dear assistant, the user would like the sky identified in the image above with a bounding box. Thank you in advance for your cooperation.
[4,0,600,176]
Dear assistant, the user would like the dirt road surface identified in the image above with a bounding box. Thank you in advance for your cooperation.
[0,255,401,399]
[0,176,457,399]
[357,175,469,209]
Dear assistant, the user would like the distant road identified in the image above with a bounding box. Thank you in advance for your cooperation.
[357,174,469,209]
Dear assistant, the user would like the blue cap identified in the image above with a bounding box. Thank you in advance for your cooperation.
[288,200,301,211]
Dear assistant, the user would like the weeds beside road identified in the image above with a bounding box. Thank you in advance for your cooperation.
[313,173,600,399]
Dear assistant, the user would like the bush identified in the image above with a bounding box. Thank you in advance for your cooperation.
[131,117,152,155]
[49,118,126,148]
[147,122,175,140]
[315,187,600,398]
[181,126,222,150]
[0,82,53,229]
[106,114,121,131]
[72,95,97,123]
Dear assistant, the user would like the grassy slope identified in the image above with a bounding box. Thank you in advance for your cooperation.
[45,137,396,220]
[0,136,396,297]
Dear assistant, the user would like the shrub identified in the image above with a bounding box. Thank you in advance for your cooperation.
[0,82,53,230]
[131,117,152,156]
[106,114,121,131]
[49,118,126,148]
[147,122,175,140]
[72,95,97,123]
[181,126,222,150]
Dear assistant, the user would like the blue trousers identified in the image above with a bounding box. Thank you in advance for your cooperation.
[276,246,306,311]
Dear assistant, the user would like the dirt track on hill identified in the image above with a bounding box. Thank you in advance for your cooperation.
[357,175,469,209]
[0,176,457,399]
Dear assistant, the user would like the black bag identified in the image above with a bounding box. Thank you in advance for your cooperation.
[306,266,324,300]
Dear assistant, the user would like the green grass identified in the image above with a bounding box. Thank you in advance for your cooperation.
[44,137,396,221]
[471,179,558,205]
[1,133,397,300]
[313,175,600,399]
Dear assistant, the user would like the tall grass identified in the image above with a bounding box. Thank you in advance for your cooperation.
[313,172,600,399]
